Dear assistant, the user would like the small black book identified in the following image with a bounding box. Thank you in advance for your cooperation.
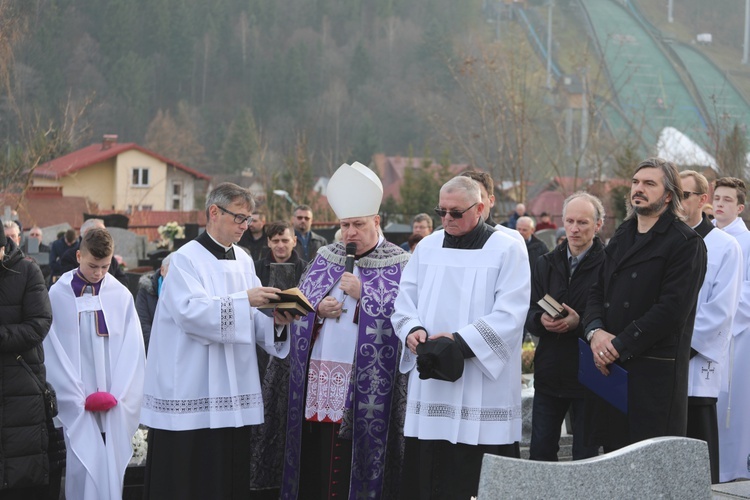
[257,287,314,318]
[537,294,569,319]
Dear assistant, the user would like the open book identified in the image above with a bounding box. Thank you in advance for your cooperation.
[257,287,314,318]
[537,294,569,319]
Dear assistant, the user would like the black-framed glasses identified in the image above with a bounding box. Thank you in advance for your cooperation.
[434,202,478,219]
[682,191,704,200]
[216,205,253,225]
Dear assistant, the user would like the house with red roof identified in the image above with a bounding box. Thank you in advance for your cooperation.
[33,134,210,212]
[371,154,471,202]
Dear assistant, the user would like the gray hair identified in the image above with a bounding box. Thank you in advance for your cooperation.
[412,213,433,229]
[562,192,605,224]
[626,157,685,221]
[2,220,19,231]
[80,218,105,236]
[517,216,535,229]
[441,176,481,203]
[205,182,254,217]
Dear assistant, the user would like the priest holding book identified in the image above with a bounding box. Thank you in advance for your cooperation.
[251,162,410,499]
[141,182,294,500]
[525,192,605,461]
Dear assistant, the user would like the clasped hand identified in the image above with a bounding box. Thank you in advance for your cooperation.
[540,304,579,333]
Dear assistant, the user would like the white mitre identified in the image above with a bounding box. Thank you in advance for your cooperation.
[326,162,383,219]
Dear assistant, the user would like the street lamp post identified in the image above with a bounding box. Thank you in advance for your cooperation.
[547,0,554,89]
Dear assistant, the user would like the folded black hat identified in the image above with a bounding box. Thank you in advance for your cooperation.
[416,337,464,382]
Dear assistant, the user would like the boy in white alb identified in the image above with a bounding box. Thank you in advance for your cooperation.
[713,177,750,482]
[44,228,146,500]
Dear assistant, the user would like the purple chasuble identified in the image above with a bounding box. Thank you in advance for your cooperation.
[281,241,408,500]
[71,270,109,335]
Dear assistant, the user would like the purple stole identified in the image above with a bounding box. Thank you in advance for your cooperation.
[281,242,406,500]
[71,270,109,335]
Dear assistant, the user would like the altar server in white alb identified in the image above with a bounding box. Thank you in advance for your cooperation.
[713,176,750,482]
[679,171,742,484]
[393,176,531,499]
[141,182,294,500]
[44,228,146,500]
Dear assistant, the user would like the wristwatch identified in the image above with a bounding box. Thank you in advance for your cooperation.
[585,328,600,342]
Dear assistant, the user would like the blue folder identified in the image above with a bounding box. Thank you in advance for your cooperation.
[577,338,628,414]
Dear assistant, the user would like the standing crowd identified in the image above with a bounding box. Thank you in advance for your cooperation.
[1,157,748,499]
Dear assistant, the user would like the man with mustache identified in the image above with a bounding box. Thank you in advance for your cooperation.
[582,158,707,451]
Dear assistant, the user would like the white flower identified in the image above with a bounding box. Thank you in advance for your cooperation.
[130,427,149,466]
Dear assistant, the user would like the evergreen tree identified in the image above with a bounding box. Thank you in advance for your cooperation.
[221,107,259,174]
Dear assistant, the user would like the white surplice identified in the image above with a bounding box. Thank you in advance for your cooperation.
[688,227,742,398]
[44,271,145,500]
[716,217,750,481]
[140,240,289,431]
[393,229,530,445]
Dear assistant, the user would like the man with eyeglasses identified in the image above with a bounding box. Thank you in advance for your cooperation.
[141,182,295,500]
[393,176,530,499]
[712,176,750,482]
[678,171,742,484]
[516,215,549,274]
[582,158,706,453]
[293,204,328,261]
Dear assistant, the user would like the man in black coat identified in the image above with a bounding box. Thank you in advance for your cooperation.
[135,253,172,354]
[526,193,605,461]
[0,223,55,499]
[516,216,549,274]
[253,220,307,382]
[583,158,707,451]
[254,220,307,288]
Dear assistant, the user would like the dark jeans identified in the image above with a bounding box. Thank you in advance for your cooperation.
[530,391,599,461]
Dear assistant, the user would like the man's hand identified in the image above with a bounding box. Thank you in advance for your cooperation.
[589,328,619,376]
[317,296,344,319]
[540,304,580,333]
[339,272,361,300]
[406,328,428,355]
[247,287,281,307]
[273,310,295,326]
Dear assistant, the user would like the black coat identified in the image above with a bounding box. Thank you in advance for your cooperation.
[135,269,162,353]
[254,251,307,288]
[525,237,605,398]
[0,238,53,490]
[583,211,707,449]
[526,234,549,274]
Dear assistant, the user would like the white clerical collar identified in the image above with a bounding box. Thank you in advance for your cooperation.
[206,230,233,252]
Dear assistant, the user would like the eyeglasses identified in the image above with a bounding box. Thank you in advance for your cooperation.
[216,205,253,225]
[682,191,704,200]
[434,202,478,219]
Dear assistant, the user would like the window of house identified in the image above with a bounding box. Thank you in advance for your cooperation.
[171,182,183,210]
[132,167,150,187]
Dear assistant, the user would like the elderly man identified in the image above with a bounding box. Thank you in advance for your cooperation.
[712,176,750,482]
[394,176,530,499]
[678,171,742,484]
[526,192,605,462]
[507,202,528,229]
[293,204,328,261]
[583,158,707,451]
[253,163,409,500]
[400,213,433,251]
[141,183,294,500]
[2,220,21,247]
[516,216,549,273]
[22,226,50,254]
[238,209,269,261]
